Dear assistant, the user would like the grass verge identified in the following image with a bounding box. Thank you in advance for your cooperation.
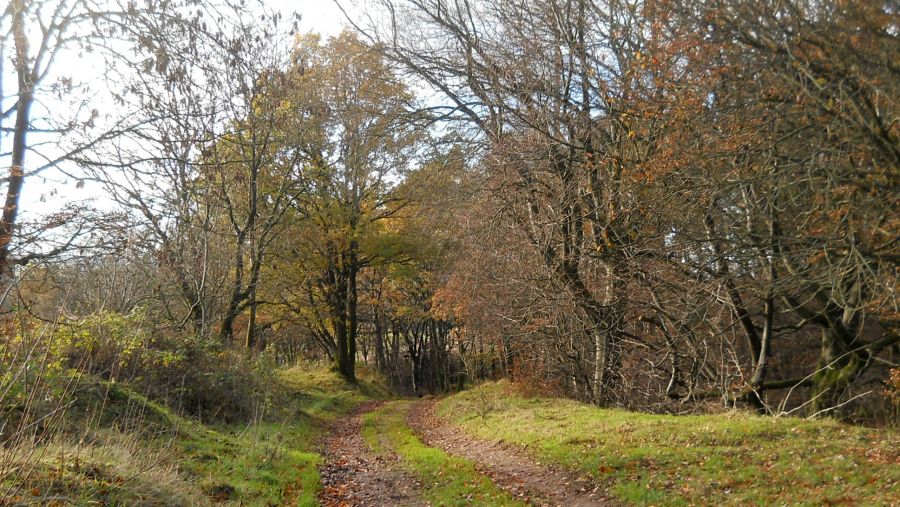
[362,400,526,506]
[177,363,390,505]
[2,362,388,505]
[438,382,900,506]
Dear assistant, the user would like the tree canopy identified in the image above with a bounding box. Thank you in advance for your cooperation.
[2,0,897,421]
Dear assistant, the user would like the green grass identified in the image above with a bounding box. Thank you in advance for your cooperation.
[362,400,527,507]
[438,382,900,506]
[173,417,322,506]
[174,363,391,505]
[3,362,388,506]
[280,362,392,422]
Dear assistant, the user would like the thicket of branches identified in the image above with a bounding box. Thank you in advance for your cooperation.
[345,0,898,419]
[1,0,897,435]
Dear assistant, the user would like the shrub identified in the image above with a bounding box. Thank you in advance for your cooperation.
[2,309,280,430]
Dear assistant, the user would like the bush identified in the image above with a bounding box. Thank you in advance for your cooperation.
[162,339,278,424]
[2,309,279,430]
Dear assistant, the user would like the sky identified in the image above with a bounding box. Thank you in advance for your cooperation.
[276,0,348,37]
[13,0,352,226]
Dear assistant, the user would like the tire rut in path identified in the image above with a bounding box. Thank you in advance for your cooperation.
[317,400,424,507]
[407,399,616,507]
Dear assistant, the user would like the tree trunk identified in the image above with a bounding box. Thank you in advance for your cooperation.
[332,258,358,382]
[219,238,246,342]
[244,286,257,352]
[810,325,866,416]
[374,310,387,372]
[334,315,354,381]
[347,260,358,377]
[0,2,33,285]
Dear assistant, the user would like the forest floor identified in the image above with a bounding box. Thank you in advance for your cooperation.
[435,382,900,506]
[318,398,611,507]
[6,372,897,506]
[407,398,609,506]
[317,382,899,507]
[1,364,390,506]
[317,400,423,506]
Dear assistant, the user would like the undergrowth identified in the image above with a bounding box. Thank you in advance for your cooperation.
[1,359,387,505]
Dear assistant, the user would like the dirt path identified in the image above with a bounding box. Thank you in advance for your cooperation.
[317,401,424,507]
[407,399,614,507]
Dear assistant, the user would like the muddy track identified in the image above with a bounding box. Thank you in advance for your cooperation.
[407,398,615,507]
[317,401,424,507]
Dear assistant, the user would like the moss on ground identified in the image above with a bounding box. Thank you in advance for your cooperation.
[437,382,900,506]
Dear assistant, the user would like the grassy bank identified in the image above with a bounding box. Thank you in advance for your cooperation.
[438,382,900,506]
[2,363,388,506]
[362,400,525,507]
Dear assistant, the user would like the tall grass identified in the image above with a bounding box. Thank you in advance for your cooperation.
[0,295,281,503]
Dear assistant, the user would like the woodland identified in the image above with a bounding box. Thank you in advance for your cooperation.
[0,0,898,505]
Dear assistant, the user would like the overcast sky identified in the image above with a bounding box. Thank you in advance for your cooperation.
[275,0,348,37]
[16,0,352,223]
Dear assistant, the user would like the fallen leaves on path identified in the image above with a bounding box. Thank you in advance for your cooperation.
[317,401,424,507]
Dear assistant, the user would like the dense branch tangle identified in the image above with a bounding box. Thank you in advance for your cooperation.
[345,0,899,414]
[3,0,896,418]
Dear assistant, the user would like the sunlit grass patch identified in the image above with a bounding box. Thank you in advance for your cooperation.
[3,361,387,506]
[438,382,900,506]
[2,385,323,506]
[1,433,206,505]
[174,419,322,505]
[279,361,392,422]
